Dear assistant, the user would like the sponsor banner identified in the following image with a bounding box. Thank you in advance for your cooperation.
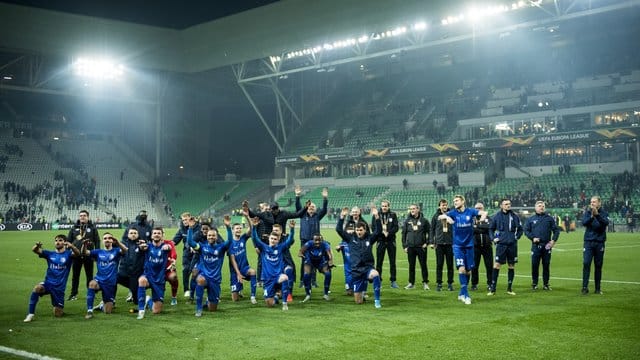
[275,156,300,165]
[275,153,350,164]
[275,127,640,163]
[0,223,42,231]
[52,222,122,230]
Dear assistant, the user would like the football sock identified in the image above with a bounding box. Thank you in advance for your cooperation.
[324,271,332,295]
[195,285,204,311]
[250,274,257,297]
[373,275,381,301]
[507,269,514,289]
[28,291,39,314]
[303,273,312,295]
[86,288,96,311]
[137,287,146,311]
[459,273,468,297]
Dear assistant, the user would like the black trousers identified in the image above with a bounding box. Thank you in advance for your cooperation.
[472,242,494,287]
[531,244,552,286]
[407,247,428,284]
[435,244,454,285]
[376,241,397,282]
[70,256,94,296]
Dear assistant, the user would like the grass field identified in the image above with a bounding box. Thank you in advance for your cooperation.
[0,228,639,359]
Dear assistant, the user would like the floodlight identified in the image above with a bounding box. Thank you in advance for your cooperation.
[413,22,427,31]
[72,57,124,80]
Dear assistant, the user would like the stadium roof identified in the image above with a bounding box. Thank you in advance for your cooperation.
[0,0,452,73]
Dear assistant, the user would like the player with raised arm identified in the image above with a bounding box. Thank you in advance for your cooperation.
[225,214,258,304]
[136,227,172,320]
[24,235,81,322]
[336,206,383,308]
[83,232,128,319]
[251,218,296,310]
[438,195,487,305]
[187,217,232,317]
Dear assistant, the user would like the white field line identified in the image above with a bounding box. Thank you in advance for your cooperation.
[0,345,63,360]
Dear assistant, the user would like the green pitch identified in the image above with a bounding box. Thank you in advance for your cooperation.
[0,228,639,359]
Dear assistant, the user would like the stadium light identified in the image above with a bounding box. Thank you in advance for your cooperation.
[72,57,124,80]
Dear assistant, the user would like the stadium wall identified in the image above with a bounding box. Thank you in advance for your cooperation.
[506,160,632,178]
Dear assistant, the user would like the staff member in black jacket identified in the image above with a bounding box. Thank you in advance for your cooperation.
[471,202,493,292]
[524,201,560,291]
[67,209,100,300]
[402,204,430,290]
[373,200,400,288]
[430,199,454,292]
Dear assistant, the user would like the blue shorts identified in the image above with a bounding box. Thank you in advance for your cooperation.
[453,245,475,270]
[230,266,251,292]
[96,279,117,303]
[305,258,328,271]
[41,282,65,308]
[351,268,375,293]
[147,280,166,302]
[262,276,285,299]
[495,243,518,265]
[204,280,221,305]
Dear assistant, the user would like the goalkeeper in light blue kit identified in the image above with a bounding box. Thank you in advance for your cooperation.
[186,218,231,317]
[251,217,296,311]
[438,195,487,305]
[84,232,128,319]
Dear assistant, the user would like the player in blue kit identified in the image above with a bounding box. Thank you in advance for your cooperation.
[336,206,383,308]
[251,218,296,311]
[488,198,523,296]
[136,227,172,320]
[84,232,128,319]
[224,214,258,305]
[24,234,81,322]
[298,233,334,302]
[335,214,354,295]
[186,217,232,317]
[438,195,487,305]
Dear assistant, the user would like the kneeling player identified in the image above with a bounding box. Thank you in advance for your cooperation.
[84,233,128,319]
[24,235,81,322]
[187,218,231,317]
[299,234,333,302]
[336,207,383,308]
[225,215,258,304]
[136,227,172,319]
[252,219,296,310]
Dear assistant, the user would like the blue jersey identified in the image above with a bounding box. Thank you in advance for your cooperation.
[41,249,74,290]
[446,207,480,247]
[196,240,231,283]
[143,242,170,283]
[252,227,295,281]
[302,240,331,262]
[228,233,251,271]
[90,248,123,284]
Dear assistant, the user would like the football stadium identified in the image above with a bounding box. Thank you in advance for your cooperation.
[0,0,639,359]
